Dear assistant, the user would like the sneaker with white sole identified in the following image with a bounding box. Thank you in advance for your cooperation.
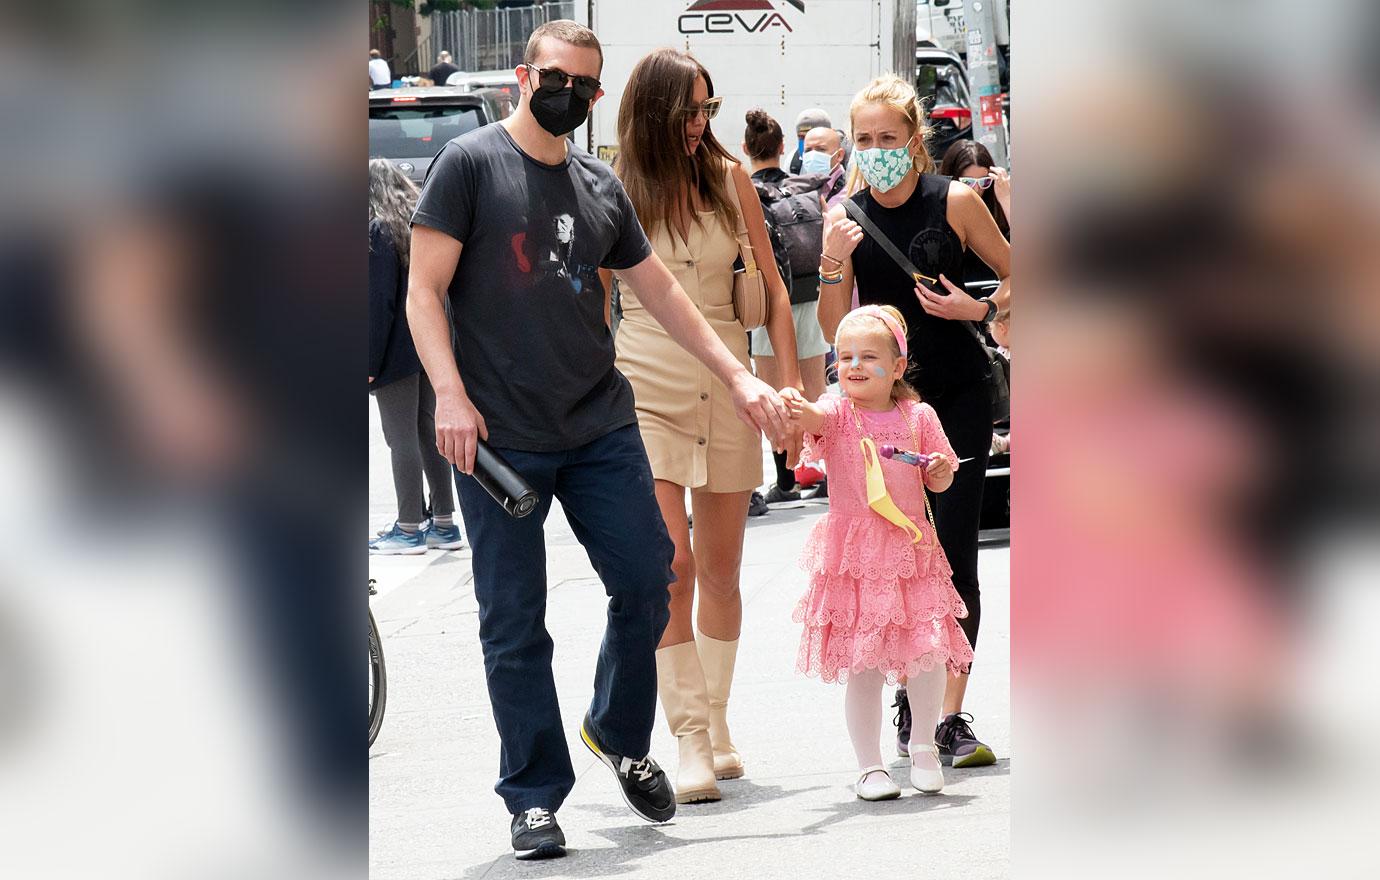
[854,766,901,801]
[579,712,676,824]
[510,807,565,861]
[368,523,426,555]
[424,521,464,550]
[909,743,945,793]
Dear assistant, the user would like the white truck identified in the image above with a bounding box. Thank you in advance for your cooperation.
[574,0,917,165]
[916,0,1010,57]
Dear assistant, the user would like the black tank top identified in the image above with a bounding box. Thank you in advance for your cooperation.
[849,174,988,396]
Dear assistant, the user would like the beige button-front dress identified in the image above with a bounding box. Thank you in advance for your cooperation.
[616,209,762,493]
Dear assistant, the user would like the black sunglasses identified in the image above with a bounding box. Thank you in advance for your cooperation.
[525,64,601,101]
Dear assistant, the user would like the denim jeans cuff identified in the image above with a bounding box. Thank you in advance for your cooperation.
[506,795,566,816]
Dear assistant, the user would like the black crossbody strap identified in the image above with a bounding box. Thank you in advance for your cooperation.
[843,198,925,281]
[841,198,992,349]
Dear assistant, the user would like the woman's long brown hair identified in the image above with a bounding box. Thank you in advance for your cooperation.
[939,140,1010,234]
[614,48,738,243]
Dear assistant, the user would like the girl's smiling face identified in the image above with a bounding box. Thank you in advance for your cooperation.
[835,325,906,408]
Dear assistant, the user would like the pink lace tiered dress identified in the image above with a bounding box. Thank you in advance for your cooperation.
[794,395,974,684]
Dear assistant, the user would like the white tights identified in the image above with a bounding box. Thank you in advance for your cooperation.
[844,666,947,778]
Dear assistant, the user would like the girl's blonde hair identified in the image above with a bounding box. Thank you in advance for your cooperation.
[835,304,920,402]
[844,74,935,197]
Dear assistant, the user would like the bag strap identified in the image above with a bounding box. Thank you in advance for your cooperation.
[908,406,940,535]
[721,163,757,274]
[842,196,994,354]
[842,198,931,284]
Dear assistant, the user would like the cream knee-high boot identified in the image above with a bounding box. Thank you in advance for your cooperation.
[655,642,721,804]
[695,631,745,780]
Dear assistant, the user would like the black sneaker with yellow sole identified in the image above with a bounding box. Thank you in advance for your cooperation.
[579,712,676,823]
[935,712,997,768]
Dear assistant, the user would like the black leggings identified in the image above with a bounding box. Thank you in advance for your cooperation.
[924,380,992,659]
[373,372,455,524]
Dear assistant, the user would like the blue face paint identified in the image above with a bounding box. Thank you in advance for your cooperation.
[871,366,888,378]
[849,355,862,369]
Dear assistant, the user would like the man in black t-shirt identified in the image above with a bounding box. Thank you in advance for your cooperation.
[427,50,459,87]
[406,20,791,862]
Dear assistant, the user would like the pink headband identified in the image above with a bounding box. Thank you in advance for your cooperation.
[842,306,908,358]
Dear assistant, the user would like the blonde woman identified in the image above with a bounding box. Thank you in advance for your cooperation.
[602,48,802,804]
[818,74,1010,769]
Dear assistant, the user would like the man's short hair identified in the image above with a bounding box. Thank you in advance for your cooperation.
[523,20,603,72]
[369,49,382,59]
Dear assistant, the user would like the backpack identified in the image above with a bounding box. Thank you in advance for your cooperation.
[752,173,828,305]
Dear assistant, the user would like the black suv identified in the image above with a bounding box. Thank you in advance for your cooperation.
[368,86,514,186]
[915,47,973,163]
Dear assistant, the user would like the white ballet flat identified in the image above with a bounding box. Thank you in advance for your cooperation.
[910,743,945,794]
[855,765,902,801]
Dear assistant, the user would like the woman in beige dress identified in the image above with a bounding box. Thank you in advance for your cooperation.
[601,48,803,803]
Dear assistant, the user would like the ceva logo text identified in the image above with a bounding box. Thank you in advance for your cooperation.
[678,0,804,35]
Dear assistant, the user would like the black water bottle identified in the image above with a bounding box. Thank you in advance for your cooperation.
[473,441,539,518]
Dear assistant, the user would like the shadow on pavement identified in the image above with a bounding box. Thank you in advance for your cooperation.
[798,790,978,835]
[888,756,1012,781]
[566,778,830,822]
[453,788,978,879]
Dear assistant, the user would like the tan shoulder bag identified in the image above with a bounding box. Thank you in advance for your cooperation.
[721,164,768,330]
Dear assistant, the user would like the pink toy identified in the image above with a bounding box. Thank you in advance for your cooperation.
[878,444,930,468]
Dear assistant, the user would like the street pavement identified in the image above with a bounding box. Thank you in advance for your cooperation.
[369,403,1010,879]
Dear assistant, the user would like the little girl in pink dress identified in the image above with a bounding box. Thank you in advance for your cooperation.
[784,305,973,801]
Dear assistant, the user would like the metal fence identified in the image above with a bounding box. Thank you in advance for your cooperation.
[422,2,576,74]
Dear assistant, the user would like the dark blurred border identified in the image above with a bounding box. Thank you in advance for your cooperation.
[1015,1,1380,877]
[1,4,365,877]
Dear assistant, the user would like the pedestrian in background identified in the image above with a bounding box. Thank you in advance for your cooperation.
[788,107,832,174]
[607,48,802,805]
[744,109,831,504]
[369,48,391,90]
[367,158,463,555]
[801,125,849,207]
[819,74,1010,769]
[939,140,1011,287]
[429,50,460,87]
[785,305,972,800]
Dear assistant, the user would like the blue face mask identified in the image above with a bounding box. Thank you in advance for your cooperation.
[800,150,833,176]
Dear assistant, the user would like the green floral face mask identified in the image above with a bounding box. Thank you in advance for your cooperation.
[850,141,917,193]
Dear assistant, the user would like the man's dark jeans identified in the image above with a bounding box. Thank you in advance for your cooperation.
[453,424,674,814]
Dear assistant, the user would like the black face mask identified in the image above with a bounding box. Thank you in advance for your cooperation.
[529,82,590,138]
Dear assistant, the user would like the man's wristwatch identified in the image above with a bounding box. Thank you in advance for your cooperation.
[979,297,997,323]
